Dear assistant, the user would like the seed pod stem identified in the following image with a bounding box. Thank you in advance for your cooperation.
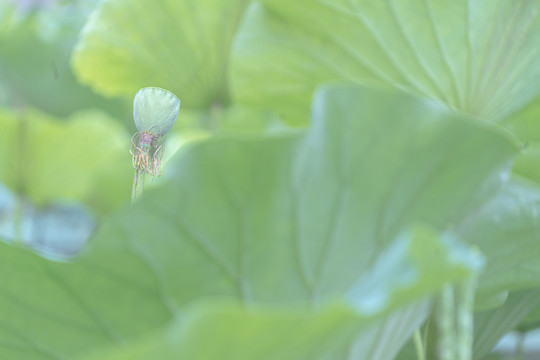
[131,168,145,203]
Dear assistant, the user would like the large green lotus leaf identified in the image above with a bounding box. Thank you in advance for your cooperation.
[81,227,480,360]
[231,0,540,125]
[71,0,250,108]
[0,226,474,360]
[0,108,132,212]
[118,85,515,306]
[0,85,516,358]
[0,238,173,360]
[81,302,414,360]
[456,177,540,295]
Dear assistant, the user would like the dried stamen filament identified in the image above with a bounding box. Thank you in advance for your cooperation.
[130,130,164,177]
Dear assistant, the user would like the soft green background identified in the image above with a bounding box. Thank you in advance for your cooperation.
[2,0,540,359]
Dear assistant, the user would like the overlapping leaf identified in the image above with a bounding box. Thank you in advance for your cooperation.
[503,95,540,185]
[71,0,250,108]
[0,238,173,360]
[0,2,128,118]
[120,85,515,306]
[0,108,131,212]
[82,226,477,360]
[0,85,519,358]
[231,0,540,125]
[456,177,540,295]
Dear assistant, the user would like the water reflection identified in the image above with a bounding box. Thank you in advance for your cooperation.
[0,184,94,260]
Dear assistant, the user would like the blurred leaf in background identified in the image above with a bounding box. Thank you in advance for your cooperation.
[0,106,131,256]
[0,0,130,120]
[72,0,250,109]
[70,0,288,136]
[0,108,130,209]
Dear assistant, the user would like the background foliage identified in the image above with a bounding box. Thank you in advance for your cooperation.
[2,0,540,359]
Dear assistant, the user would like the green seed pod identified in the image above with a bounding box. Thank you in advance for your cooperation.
[133,87,180,136]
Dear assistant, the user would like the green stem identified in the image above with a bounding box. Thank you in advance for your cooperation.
[414,329,426,360]
[437,284,457,360]
[456,277,476,360]
[131,168,145,203]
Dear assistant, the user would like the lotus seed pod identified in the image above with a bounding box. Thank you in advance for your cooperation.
[133,87,180,136]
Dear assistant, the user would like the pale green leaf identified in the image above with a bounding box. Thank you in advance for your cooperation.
[71,0,250,108]
[0,238,173,360]
[231,0,540,125]
[0,85,518,358]
[125,85,515,306]
[0,7,128,118]
[0,108,132,212]
[456,177,540,295]
[81,226,479,360]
